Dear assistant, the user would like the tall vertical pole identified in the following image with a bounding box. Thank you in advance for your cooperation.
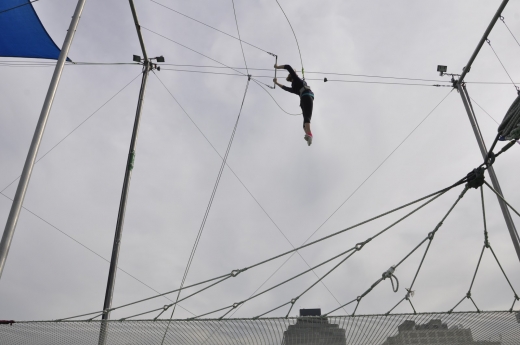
[458,85,520,262]
[452,0,520,263]
[0,0,87,281]
[98,1,150,344]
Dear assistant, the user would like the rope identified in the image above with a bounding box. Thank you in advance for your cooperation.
[483,181,520,218]
[274,0,304,78]
[252,186,453,319]
[58,172,466,321]
[168,77,251,320]
[1,72,143,194]
[469,96,500,125]
[326,186,469,317]
[141,62,512,83]
[250,79,301,115]
[449,185,518,314]
[143,29,302,117]
[152,71,343,312]
[230,0,249,75]
[286,89,454,251]
[223,88,455,305]
[141,26,247,77]
[385,232,436,314]
[486,39,519,92]
[148,0,273,55]
[0,193,198,316]
[58,177,463,321]
[500,16,520,49]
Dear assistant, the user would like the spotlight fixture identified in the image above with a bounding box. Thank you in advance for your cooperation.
[437,65,447,76]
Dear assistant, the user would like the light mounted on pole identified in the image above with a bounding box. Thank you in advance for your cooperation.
[437,65,447,76]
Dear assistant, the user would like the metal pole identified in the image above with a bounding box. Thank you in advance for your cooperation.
[98,1,150,344]
[458,0,509,84]
[452,0,520,263]
[458,84,520,262]
[0,0,87,281]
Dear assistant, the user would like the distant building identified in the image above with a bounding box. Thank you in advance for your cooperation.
[281,308,346,345]
[382,319,500,345]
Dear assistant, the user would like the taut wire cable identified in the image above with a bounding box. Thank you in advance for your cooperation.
[274,0,304,77]
[166,77,251,322]
[1,72,144,194]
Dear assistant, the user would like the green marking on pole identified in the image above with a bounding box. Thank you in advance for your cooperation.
[128,151,136,170]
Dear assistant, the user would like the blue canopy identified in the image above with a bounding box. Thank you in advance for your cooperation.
[0,0,64,60]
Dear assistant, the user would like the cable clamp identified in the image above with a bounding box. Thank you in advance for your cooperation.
[231,269,241,277]
[405,288,414,299]
[248,74,252,81]
[465,167,485,189]
[290,297,298,304]
[382,266,399,292]
[355,238,371,251]
[232,302,242,309]
[466,291,472,299]
[382,266,395,279]
[430,222,443,237]
[486,152,496,167]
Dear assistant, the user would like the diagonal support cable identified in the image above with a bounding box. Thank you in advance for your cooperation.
[327,186,469,317]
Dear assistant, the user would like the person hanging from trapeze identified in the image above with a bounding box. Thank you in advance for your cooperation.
[273,64,315,146]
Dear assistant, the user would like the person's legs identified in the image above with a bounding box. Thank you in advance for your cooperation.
[303,123,312,136]
[301,96,314,145]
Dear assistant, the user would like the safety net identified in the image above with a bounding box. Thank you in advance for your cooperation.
[0,0,63,59]
[1,311,519,345]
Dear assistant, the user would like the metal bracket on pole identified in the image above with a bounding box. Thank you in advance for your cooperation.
[0,0,87,282]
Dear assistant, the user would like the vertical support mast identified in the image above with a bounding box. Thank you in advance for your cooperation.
[0,0,87,281]
[99,0,151,330]
[98,1,164,343]
[458,85,520,262]
[455,0,520,263]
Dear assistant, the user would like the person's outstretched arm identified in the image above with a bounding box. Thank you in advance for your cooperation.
[273,78,289,91]
[275,64,298,80]
[273,78,297,94]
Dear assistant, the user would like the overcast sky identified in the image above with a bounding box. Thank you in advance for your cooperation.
[1,0,520,326]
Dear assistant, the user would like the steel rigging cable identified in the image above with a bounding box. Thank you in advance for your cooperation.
[167,77,251,319]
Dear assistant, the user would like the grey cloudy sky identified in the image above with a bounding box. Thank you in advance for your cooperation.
[0,0,519,324]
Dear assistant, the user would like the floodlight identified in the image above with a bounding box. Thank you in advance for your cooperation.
[133,55,141,62]
[156,56,165,63]
[437,65,447,76]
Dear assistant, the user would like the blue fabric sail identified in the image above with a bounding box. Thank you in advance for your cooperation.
[0,0,64,60]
